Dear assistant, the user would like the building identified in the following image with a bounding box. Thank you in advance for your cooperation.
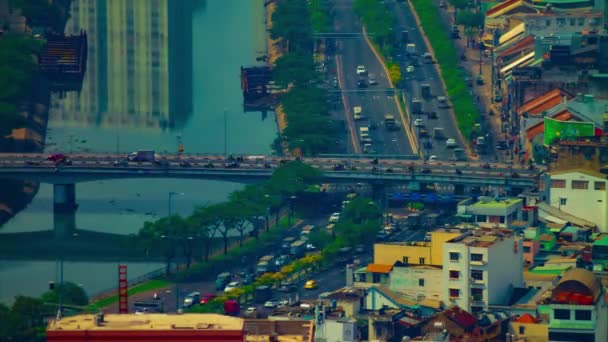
[537,268,607,342]
[442,228,524,313]
[457,197,524,228]
[314,318,358,342]
[508,313,549,341]
[46,313,245,342]
[373,229,462,267]
[47,313,315,342]
[389,263,443,303]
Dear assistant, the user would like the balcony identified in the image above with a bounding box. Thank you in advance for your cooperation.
[470,296,484,304]
[470,260,487,266]
[470,278,485,285]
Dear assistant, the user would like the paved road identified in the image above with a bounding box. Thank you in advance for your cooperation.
[389,0,469,161]
[332,0,414,156]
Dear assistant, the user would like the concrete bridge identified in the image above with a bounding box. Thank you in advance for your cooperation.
[0,152,543,220]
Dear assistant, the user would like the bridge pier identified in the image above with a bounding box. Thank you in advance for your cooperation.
[54,211,77,239]
[53,184,77,213]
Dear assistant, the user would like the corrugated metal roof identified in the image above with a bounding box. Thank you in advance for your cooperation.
[366,264,394,274]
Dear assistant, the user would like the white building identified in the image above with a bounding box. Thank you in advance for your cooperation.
[458,197,524,228]
[549,169,608,232]
[389,264,442,303]
[442,228,524,313]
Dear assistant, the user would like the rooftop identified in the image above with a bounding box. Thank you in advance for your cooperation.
[517,88,570,116]
[243,319,314,342]
[366,264,394,274]
[593,235,608,247]
[446,227,515,247]
[47,314,244,332]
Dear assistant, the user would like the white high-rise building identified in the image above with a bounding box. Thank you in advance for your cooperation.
[442,228,524,314]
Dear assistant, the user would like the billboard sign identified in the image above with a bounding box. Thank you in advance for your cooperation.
[544,118,595,146]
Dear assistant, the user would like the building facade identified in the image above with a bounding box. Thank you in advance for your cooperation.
[442,228,524,313]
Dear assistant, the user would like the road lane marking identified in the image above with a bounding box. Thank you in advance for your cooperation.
[336,55,361,154]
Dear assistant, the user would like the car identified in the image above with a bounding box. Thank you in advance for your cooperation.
[224,281,241,293]
[113,159,128,167]
[47,153,67,162]
[199,293,217,304]
[278,281,297,292]
[428,155,438,161]
[306,243,316,250]
[368,76,378,85]
[333,163,345,171]
[445,138,457,148]
[204,162,214,168]
[356,79,368,88]
[179,160,192,167]
[406,65,415,73]
[183,292,201,308]
[26,160,41,166]
[414,118,424,127]
[329,212,341,223]
[224,161,239,168]
[439,1,447,8]
[355,244,365,254]
[418,128,429,137]
[422,168,431,174]
[264,300,280,308]
[304,280,318,289]
[356,65,367,75]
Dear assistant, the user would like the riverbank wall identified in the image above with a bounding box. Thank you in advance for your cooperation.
[264,0,292,156]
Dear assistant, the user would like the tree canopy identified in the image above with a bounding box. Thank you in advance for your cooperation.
[41,281,89,307]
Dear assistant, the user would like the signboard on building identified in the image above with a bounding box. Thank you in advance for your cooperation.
[544,118,595,146]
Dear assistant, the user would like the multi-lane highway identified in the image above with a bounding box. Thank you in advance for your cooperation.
[332,0,416,156]
[389,0,471,161]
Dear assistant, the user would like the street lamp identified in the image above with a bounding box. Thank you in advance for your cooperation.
[168,192,184,217]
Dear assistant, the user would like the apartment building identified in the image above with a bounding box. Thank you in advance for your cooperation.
[457,197,524,228]
[442,228,524,314]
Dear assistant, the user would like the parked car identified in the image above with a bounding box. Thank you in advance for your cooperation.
[199,293,217,304]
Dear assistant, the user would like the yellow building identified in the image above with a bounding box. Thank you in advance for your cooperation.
[373,229,462,266]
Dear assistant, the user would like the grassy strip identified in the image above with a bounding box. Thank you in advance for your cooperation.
[410,0,479,141]
[85,279,172,312]
[85,216,297,311]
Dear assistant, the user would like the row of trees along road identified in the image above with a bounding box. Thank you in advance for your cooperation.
[189,196,382,314]
[132,161,322,276]
[270,0,338,156]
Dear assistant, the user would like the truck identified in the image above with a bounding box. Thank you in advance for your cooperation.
[421,84,431,98]
[128,150,157,162]
[432,127,445,140]
[215,272,232,290]
[224,300,240,316]
[406,43,417,56]
[353,106,364,120]
[290,239,307,258]
[384,114,399,131]
[411,99,422,114]
[256,255,276,274]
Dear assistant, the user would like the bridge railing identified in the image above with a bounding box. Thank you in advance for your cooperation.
[88,267,167,302]
[318,154,421,160]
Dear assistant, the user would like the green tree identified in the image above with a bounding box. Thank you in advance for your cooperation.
[189,206,221,261]
[271,0,313,54]
[342,197,382,224]
[11,296,49,340]
[273,53,317,87]
[268,160,323,196]
[309,0,330,33]
[456,10,484,29]
[41,282,89,307]
[308,230,333,249]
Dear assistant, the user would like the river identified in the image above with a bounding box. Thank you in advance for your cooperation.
[0,0,276,304]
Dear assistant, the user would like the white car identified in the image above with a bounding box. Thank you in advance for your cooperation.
[414,118,424,127]
[264,300,280,308]
[406,65,415,73]
[224,281,241,293]
[329,212,341,223]
[428,155,438,161]
[356,65,367,75]
[446,138,457,148]
[368,75,378,85]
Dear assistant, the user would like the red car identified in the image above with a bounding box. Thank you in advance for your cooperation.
[199,293,217,304]
[47,153,66,162]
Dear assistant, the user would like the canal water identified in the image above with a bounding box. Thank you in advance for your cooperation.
[0,0,276,303]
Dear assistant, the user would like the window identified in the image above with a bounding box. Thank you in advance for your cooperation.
[471,270,483,281]
[471,253,483,262]
[519,326,526,334]
[523,246,531,253]
[575,310,592,321]
[595,182,606,191]
[570,18,576,26]
[545,19,551,26]
[403,256,409,264]
[476,215,487,223]
[471,288,483,301]
[449,288,459,298]
[554,309,570,320]
[559,197,567,206]
[449,252,460,261]
[419,279,425,287]
[419,257,425,264]
[552,179,566,188]
[499,216,505,224]
[578,18,585,26]
[572,180,589,190]
[449,270,459,279]
[372,273,381,283]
